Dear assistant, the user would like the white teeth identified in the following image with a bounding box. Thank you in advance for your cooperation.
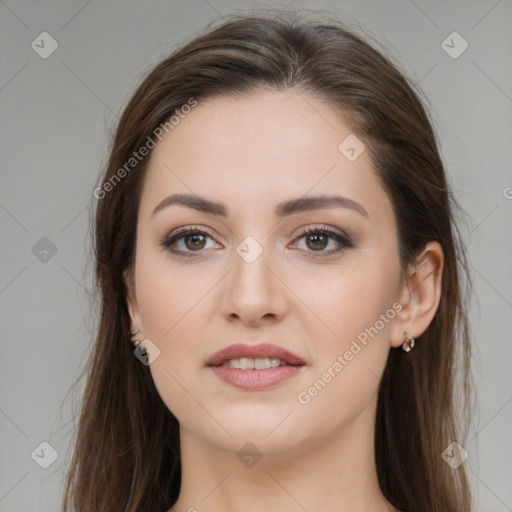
[221,357,285,369]
[254,358,271,370]
[239,357,253,370]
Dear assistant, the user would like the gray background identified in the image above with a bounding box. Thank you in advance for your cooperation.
[1,0,511,510]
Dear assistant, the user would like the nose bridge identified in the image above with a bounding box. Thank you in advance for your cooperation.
[232,233,274,298]
[222,233,286,323]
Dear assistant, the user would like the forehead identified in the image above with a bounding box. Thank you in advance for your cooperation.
[139,90,393,224]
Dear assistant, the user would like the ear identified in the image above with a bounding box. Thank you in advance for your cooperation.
[390,241,444,348]
[123,267,142,332]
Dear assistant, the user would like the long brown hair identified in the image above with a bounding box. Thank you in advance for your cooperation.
[62,10,473,511]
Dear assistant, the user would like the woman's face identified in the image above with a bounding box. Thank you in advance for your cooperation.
[126,90,406,455]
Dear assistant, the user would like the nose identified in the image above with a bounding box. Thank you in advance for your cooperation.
[220,240,289,327]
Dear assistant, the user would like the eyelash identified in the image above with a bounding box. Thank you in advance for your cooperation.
[159,225,353,259]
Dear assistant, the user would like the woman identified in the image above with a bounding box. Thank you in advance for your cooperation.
[62,11,473,512]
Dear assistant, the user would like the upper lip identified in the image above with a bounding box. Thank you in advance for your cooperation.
[206,343,306,367]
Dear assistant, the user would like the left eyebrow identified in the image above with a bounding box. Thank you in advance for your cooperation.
[275,194,368,218]
[151,193,369,218]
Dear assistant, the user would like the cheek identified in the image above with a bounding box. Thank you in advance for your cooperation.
[300,253,400,406]
[135,247,218,380]
[134,254,210,421]
[296,288,394,428]
[296,255,399,348]
[135,245,207,339]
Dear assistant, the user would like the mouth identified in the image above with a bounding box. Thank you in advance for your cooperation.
[206,343,306,390]
[206,343,306,368]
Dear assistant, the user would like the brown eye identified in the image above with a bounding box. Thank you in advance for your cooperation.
[183,233,207,251]
[305,233,329,251]
[160,227,219,258]
[291,226,353,258]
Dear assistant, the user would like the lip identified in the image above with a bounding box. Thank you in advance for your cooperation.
[206,343,306,391]
[206,343,306,367]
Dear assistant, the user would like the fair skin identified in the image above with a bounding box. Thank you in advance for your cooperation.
[124,90,443,512]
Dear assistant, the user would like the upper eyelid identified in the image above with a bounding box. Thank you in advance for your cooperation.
[162,225,352,252]
[164,224,349,241]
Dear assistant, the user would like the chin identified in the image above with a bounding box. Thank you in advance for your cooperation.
[208,410,312,452]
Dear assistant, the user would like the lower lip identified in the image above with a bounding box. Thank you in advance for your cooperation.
[209,365,303,390]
